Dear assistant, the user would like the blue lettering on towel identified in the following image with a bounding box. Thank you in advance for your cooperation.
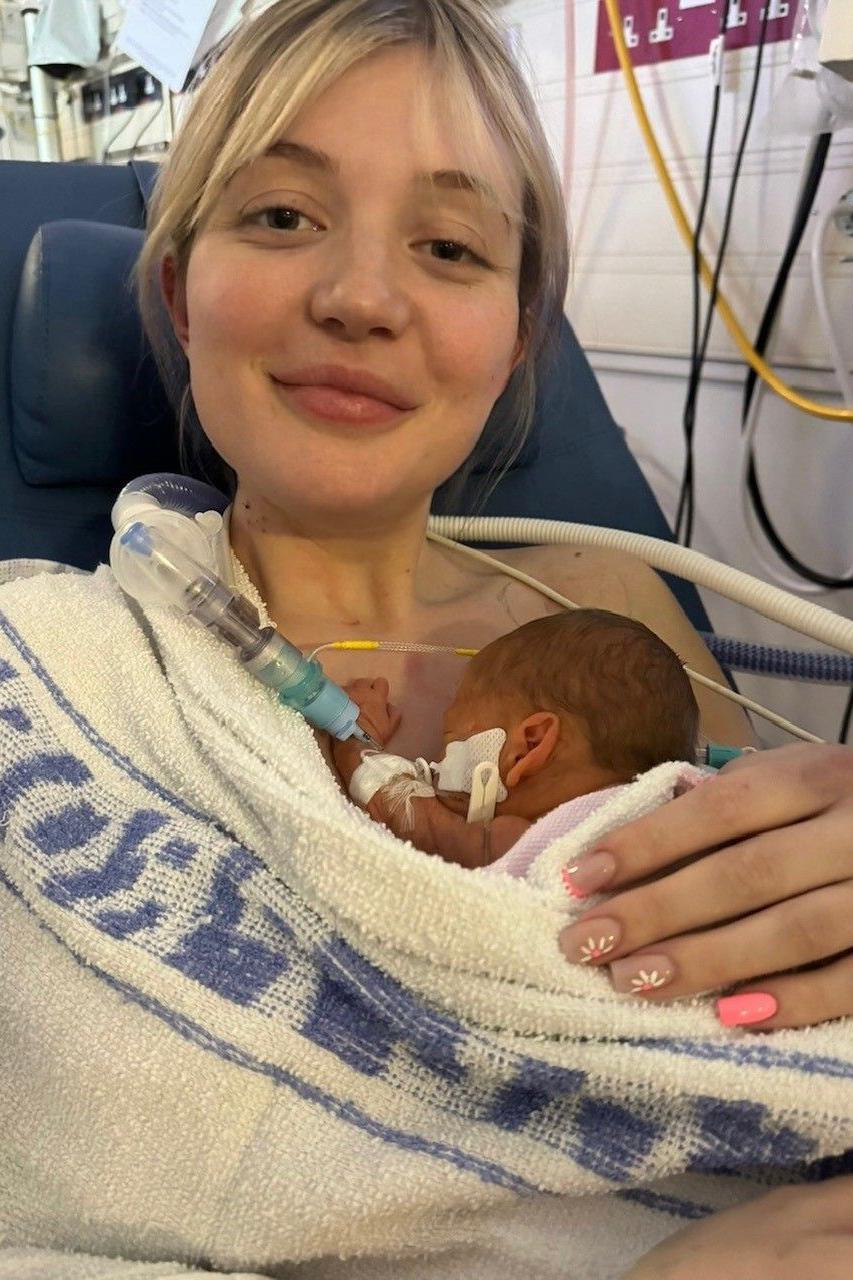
[0,658,18,683]
[572,1097,662,1182]
[0,751,91,813]
[165,845,289,1005]
[156,837,199,870]
[27,801,110,855]
[0,706,31,732]
[487,1058,586,1131]
[97,898,167,939]
[688,1097,815,1172]
[302,968,397,1075]
[301,936,467,1082]
[42,808,168,906]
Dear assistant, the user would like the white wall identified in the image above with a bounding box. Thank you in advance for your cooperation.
[506,0,853,746]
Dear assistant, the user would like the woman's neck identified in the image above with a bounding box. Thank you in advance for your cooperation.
[228,488,444,635]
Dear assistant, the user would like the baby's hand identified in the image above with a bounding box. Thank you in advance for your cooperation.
[343,677,401,748]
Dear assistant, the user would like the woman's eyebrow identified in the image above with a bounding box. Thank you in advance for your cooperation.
[263,139,511,227]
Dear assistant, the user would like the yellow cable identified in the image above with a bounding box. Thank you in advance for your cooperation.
[326,640,479,657]
[311,640,479,660]
[602,0,853,423]
[328,640,381,650]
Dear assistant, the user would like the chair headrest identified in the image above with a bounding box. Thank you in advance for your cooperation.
[11,219,177,486]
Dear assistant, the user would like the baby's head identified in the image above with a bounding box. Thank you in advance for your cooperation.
[441,609,700,820]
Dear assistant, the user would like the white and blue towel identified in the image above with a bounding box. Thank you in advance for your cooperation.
[0,561,851,1280]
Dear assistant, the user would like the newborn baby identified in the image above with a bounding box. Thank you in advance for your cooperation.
[332,608,699,869]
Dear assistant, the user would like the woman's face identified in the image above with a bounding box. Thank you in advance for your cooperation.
[164,45,526,529]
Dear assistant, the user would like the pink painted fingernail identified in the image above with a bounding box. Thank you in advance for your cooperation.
[716,993,778,1027]
[561,850,616,899]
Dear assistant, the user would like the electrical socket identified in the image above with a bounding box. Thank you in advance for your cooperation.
[623,15,640,49]
[649,6,674,43]
[727,0,747,28]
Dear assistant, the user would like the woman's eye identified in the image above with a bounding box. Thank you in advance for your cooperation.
[250,205,312,232]
[244,206,488,267]
[430,239,487,267]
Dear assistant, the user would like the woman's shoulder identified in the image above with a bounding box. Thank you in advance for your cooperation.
[491,541,646,615]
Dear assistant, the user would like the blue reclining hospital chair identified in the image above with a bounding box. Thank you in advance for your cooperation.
[0,157,711,632]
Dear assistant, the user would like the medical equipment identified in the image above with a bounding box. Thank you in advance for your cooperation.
[109,472,853,751]
[109,475,379,748]
[601,0,853,425]
[313,635,853,686]
[678,2,772,546]
[348,736,508,826]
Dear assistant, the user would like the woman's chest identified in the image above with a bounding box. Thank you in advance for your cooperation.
[306,548,623,767]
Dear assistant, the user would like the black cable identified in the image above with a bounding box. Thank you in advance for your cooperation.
[741,134,853,589]
[742,131,833,419]
[839,686,853,745]
[734,129,850,745]
[675,4,728,545]
[677,4,772,547]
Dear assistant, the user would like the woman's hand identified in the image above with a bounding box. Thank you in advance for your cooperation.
[622,1177,853,1279]
[558,745,853,1028]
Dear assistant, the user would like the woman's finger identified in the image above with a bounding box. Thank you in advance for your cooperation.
[716,948,853,1030]
[560,881,853,1001]
[571,747,853,895]
[563,807,853,960]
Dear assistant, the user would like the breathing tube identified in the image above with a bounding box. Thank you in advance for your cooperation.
[109,475,379,749]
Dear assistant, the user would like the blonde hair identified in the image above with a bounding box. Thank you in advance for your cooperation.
[137,0,569,500]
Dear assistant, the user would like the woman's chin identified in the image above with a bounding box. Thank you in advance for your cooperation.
[232,488,432,534]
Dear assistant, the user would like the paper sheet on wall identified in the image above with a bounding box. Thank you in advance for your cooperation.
[115,0,244,93]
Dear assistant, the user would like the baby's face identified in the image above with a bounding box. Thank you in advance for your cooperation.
[441,680,511,748]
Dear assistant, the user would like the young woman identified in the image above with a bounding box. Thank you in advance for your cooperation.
[1,3,850,1276]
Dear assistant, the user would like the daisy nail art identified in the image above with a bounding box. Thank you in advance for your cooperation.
[578,934,617,964]
[610,954,675,995]
[629,968,670,993]
[558,917,621,966]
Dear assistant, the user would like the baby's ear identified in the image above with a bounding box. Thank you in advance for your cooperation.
[504,712,560,788]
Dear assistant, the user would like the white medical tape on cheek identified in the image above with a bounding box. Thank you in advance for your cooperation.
[431,728,508,802]
[348,752,436,831]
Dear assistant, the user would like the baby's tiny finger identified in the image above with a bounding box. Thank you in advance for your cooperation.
[717,950,853,1031]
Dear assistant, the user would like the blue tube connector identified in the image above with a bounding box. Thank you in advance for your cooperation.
[699,744,754,769]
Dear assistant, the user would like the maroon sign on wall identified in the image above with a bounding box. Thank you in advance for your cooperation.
[595,1,796,74]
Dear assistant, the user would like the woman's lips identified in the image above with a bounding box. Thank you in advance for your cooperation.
[273,380,409,425]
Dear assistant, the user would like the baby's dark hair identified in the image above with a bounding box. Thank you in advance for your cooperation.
[466,609,699,776]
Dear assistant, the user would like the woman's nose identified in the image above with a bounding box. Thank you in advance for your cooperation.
[307,242,411,339]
